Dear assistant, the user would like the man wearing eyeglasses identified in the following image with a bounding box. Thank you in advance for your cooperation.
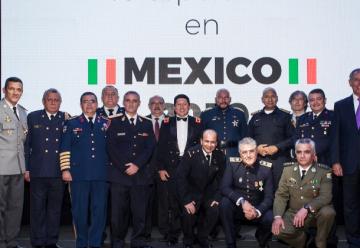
[60,92,109,248]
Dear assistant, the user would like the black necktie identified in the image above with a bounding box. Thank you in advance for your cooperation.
[206,154,211,166]
[313,114,318,120]
[50,114,55,120]
[88,117,94,129]
[130,117,135,126]
[13,106,19,120]
[301,169,306,180]
[108,109,114,116]
[176,117,187,121]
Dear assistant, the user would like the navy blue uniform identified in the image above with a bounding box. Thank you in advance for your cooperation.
[60,114,109,248]
[106,114,156,248]
[156,116,203,242]
[296,109,334,164]
[97,105,124,118]
[201,106,248,158]
[248,107,294,187]
[176,145,225,247]
[25,110,66,247]
[220,159,273,248]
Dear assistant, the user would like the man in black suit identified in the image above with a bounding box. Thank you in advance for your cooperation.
[332,68,360,248]
[106,91,156,248]
[144,95,166,241]
[176,129,225,248]
[156,94,204,246]
[97,85,124,117]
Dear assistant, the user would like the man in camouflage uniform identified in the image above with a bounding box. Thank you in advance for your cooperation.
[272,138,335,248]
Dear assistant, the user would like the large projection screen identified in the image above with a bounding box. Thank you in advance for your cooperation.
[2,0,360,117]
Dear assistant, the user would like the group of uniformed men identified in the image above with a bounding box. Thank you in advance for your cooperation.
[1,68,360,248]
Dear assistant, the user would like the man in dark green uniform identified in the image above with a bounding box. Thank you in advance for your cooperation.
[272,138,335,248]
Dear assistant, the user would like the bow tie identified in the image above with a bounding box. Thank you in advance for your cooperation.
[176,117,187,121]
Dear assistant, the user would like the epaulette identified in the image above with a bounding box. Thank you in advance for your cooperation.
[163,117,170,124]
[279,108,291,114]
[140,115,152,121]
[229,157,241,163]
[108,113,123,119]
[17,104,27,111]
[187,148,200,158]
[283,161,296,167]
[316,163,330,170]
[259,160,272,168]
[233,107,245,112]
[251,110,261,115]
[64,112,71,120]
[67,115,79,120]
[195,117,201,123]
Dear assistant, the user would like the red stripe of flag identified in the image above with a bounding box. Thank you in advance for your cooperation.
[106,59,116,84]
[307,58,317,84]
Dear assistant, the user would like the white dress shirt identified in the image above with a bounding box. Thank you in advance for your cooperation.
[176,115,188,156]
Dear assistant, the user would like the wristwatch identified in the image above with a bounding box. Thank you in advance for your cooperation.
[303,203,313,214]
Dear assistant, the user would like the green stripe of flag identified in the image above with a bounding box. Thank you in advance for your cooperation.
[288,58,299,84]
[88,59,98,85]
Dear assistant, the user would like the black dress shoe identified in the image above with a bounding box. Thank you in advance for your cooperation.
[183,245,193,248]
[32,246,43,248]
[10,246,26,248]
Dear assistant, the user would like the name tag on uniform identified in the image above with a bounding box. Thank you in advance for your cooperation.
[117,132,126,136]
[34,125,41,128]
[138,132,149,136]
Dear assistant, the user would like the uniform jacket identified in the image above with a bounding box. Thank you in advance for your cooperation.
[295,109,334,164]
[60,114,109,181]
[200,106,248,157]
[156,116,204,176]
[25,110,66,177]
[273,162,332,216]
[331,95,360,174]
[0,98,27,175]
[221,159,273,214]
[248,107,294,158]
[97,105,124,118]
[176,145,226,206]
[106,114,156,186]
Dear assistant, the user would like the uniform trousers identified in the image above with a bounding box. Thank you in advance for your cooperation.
[110,183,149,248]
[144,184,155,239]
[181,199,219,246]
[277,205,335,248]
[70,181,108,248]
[220,197,273,248]
[30,177,64,246]
[156,179,181,242]
[0,174,24,248]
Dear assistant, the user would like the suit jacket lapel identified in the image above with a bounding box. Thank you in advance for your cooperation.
[170,117,178,141]
[186,117,194,148]
[345,95,358,132]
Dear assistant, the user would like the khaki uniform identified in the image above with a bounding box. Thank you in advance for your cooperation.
[273,162,335,248]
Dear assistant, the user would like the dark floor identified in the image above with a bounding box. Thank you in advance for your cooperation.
[18,225,348,248]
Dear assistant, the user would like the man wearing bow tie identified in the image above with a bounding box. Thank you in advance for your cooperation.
[176,129,225,248]
[106,91,156,248]
[60,92,109,248]
[156,94,204,246]
[0,77,27,248]
[97,86,124,117]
